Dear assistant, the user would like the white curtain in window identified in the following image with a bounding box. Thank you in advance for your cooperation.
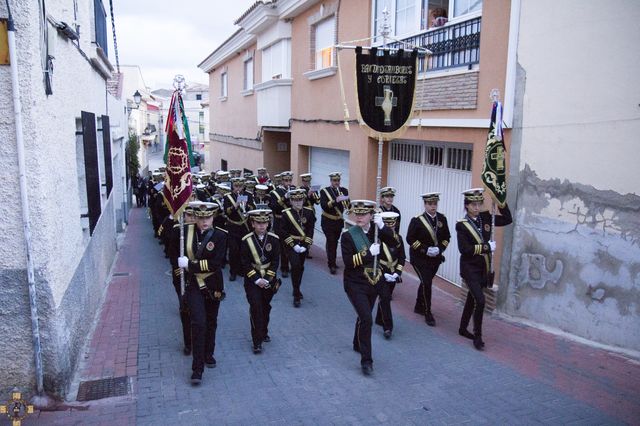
[453,0,482,17]
[395,0,416,36]
[244,59,254,90]
[315,17,335,70]
[262,40,290,80]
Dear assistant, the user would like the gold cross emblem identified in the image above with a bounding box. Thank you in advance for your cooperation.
[1,392,34,426]
[491,145,505,171]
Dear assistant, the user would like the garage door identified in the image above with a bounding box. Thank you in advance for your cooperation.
[387,140,472,286]
[309,147,350,227]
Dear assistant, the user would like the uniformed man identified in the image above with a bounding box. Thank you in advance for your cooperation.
[244,179,257,195]
[271,173,282,193]
[241,209,281,354]
[224,177,255,281]
[253,184,271,208]
[379,187,401,233]
[256,167,271,186]
[229,168,242,179]
[406,192,451,326]
[456,188,512,350]
[299,173,319,259]
[269,171,295,277]
[215,170,230,185]
[282,189,315,307]
[341,200,395,375]
[320,172,349,274]
[176,201,228,385]
[374,211,406,338]
[165,203,197,356]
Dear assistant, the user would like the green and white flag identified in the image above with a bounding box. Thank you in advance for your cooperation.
[481,101,507,207]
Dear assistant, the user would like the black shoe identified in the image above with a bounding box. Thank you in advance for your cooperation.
[329,267,337,275]
[361,363,373,376]
[205,356,217,368]
[473,335,485,351]
[293,299,301,308]
[229,274,236,282]
[183,346,191,356]
[458,328,475,340]
[425,311,436,327]
[383,330,392,339]
[281,271,289,278]
[253,343,262,354]
[190,371,202,385]
[263,335,271,343]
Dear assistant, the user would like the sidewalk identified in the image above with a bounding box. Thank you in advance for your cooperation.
[21,207,640,425]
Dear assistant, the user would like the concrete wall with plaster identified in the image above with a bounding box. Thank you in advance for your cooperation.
[0,0,122,397]
[500,0,640,351]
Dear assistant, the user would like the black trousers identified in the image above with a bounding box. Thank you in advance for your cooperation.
[185,284,220,373]
[244,280,275,346]
[413,260,440,314]
[375,280,395,331]
[279,239,290,273]
[459,275,486,336]
[171,270,191,351]
[288,249,307,299]
[227,234,242,276]
[345,281,378,365]
[321,217,344,268]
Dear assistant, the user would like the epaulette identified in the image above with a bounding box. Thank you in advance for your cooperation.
[242,233,253,241]
[267,232,280,239]
[172,223,181,229]
[457,218,468,223]
[414,214,422,219]
[303,206,314,212]
[215,226,228,233]
[283,208,291,213]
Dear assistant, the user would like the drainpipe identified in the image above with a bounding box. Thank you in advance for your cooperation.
[6,0,45,396]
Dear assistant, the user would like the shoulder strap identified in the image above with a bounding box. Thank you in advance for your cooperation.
[195,229,215,258]
[418,215,438,245]
[186,225,195,260]
[245,235,262,265]
[461,220,483,245]
[285,209,306,237]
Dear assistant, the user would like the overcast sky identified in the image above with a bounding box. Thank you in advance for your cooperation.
[108,0,257,89]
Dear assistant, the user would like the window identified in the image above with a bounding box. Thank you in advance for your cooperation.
[314,17,336,70]
[198,111,205,135]
[390,142,422,164]
[262,40,291,81]
[244,58,254,90]
[395,0,416,36]
[196,94,202,100]
[453,0,482,17]
[221,159,228,171]
[93,0,108,55]
[220,72,228,98]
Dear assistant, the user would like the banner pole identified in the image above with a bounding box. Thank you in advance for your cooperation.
[180,213,185,296]
[373,133,384,272]
[490,201,496,274]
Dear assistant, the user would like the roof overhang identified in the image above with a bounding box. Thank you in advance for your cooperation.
[198,29,256,73]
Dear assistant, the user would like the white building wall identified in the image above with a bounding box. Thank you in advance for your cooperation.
[501,0,640,352]
[0,0,123,397]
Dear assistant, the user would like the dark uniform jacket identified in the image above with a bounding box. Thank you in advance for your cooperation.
[241,231,281,285]
[170,223,228,298]
[281,207,315,250]
[320,186,349,221]
[341,225,395,287]
[224,191,255,237]
[456,204,512,280]
[406,212,451,265]
[379,204,402,233]
[301,186,320,209]
[269,186,295,219]
[380,231,406,278]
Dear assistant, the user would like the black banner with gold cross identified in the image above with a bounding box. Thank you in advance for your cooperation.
[355,47,418,141]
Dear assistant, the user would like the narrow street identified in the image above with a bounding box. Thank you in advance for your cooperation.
[23,200,640,425]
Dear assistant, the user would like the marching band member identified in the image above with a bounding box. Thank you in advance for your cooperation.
[320,172,349,274]
[224,177,255,281]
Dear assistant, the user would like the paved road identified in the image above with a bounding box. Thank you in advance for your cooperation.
[22,206,638,425]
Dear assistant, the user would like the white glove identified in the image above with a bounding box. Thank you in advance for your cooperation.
[489,240,497,252]
[427,247,440,257]
[384,273,395,282]
[336,195,348,202]
[293,244,306,254]
[391,273,399,280]
[373,213,384,230]
[255,278,268,288]
[298,246,307,253]
[369,243,380,256]
[178,256,189,269]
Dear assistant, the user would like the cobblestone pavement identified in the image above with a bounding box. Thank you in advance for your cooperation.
[20,206,640,425]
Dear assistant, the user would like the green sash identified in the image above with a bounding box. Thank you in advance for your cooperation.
[348,225,371,253]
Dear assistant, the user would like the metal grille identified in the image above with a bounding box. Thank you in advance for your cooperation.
[77,376,130,401]
[426,146,443,166]
[390,142,422,164]
[447,147,473,171]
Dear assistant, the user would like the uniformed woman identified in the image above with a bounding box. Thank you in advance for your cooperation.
[456,188,512,350]
[341,200,394,375]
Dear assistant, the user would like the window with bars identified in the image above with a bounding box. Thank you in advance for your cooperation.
[447,147,473,171]
[390,142,422,163]
[426,145,443,166]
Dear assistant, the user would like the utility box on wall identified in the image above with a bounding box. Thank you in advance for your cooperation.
[1,19,9,65]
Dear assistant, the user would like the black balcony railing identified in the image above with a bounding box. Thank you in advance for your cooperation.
[389,16,481,72]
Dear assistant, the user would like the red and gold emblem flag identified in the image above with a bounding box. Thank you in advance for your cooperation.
[162,91,193,216]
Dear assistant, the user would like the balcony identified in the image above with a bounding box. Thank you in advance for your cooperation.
[388,16,481,73]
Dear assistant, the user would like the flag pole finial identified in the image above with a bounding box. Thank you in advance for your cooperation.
[173,74,187,94]
[490,88,500,103]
